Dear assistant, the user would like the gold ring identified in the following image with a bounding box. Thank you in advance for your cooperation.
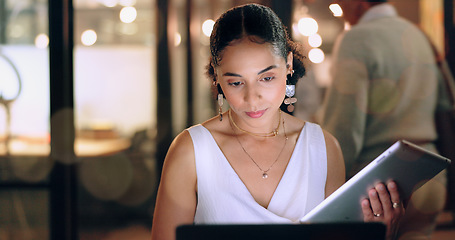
[392,202,401,209]
[373,213,382,217]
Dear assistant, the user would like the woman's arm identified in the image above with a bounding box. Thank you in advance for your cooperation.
[151,130,197,240]
[323,130,346,198]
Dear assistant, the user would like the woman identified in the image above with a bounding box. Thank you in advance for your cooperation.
[151,4,404,240]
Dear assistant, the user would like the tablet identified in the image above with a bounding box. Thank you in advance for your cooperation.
[300,140,451,223]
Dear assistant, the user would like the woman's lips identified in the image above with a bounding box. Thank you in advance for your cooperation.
[245,109,266,118]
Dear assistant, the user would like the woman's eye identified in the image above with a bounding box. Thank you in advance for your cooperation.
[262,76,274,81]
[228,81,242,86]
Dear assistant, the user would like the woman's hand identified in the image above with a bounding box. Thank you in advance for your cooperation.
[361,181,405,240]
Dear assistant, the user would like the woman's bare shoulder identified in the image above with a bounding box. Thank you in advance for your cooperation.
[321,129,340,152]
[167,129,194,159]
[161,128,197,178]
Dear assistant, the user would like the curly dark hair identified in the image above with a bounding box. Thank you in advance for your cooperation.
[206,3,306,96]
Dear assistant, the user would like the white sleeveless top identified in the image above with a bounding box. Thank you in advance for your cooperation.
[187,122,327,224]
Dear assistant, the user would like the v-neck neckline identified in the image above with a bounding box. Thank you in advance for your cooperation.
[199,124,305,209]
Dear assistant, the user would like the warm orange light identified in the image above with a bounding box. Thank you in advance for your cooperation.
[308,34,322,48]
[81,29,97,46]
[329,4,343,17]
[120,6,137,23]
[298,17,318,37]
[202,19,215,37]
[35,34,49,49]
[309,48,325,64]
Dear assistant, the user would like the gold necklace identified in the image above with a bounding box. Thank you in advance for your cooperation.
[229,114,288,179]
[228,109,281,138]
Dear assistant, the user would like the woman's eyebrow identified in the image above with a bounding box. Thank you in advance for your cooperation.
[257,65,277,75]
[222,65,278,77]
[223,72,242,77]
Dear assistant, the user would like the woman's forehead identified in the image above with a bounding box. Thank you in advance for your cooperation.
[218,39,285,72]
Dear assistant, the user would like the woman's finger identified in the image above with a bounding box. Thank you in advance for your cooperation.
[387,181,403,211]
[368,188,384,219]
[361,198,374,221]
[376,182,393,214]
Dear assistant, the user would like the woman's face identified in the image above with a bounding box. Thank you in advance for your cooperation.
[215,37,292,128]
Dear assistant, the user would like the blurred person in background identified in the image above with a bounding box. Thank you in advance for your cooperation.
[319,0,448,239]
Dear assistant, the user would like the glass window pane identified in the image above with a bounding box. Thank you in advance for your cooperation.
[74,0,158,235]
[0,0,50,238]
[0,0,50,160]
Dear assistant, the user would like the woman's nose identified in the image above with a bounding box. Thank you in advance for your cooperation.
[244,85,261,104]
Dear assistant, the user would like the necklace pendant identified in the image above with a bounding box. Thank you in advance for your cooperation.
[262,173,268,179]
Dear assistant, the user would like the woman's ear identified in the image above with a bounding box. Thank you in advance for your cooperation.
[286,52,293,74]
